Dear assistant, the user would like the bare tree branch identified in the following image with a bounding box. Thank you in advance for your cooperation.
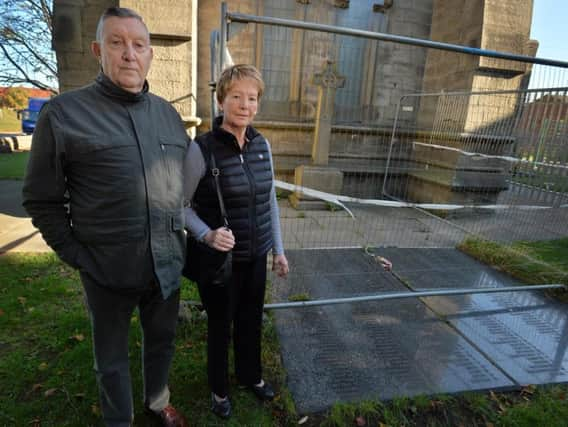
[0,0,57,92]
[9,31,57,75]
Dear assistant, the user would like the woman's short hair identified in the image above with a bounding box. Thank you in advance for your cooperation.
[216,64,265,104]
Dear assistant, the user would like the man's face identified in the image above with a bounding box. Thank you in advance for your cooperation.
[91,16,153,93]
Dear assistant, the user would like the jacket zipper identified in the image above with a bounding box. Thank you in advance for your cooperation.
[239,145,257,258]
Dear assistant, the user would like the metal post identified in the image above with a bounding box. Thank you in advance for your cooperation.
[382,95,404,196]
[210,30,220,126]
[219,2,228,73]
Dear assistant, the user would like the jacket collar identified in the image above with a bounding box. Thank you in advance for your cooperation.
[95,72,149,103]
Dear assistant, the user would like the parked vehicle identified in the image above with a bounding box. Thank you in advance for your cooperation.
[20,97,50,134]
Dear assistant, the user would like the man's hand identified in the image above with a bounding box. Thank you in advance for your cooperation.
[204,227,235,252]
[272,254,289,278]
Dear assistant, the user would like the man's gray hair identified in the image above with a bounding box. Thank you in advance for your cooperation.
[95,7,149,43]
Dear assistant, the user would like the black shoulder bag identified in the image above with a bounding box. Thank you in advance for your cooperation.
[182,151,232,285]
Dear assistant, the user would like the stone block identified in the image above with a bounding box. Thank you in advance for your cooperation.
[289,165,344,210]
[120,0,193,36]
[53,1,84,53]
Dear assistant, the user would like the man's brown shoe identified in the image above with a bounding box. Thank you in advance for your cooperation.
[148,405,189,427]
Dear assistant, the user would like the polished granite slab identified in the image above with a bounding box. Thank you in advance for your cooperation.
[271,248,567,413]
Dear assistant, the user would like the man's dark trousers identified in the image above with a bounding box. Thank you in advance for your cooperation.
[81,273,180,427]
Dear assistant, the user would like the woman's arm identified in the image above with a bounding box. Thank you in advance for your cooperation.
[183,141,235,251]
[266,140,289,277]
[183,141,209,240]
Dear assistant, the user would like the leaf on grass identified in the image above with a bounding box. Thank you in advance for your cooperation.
[69,333,85,342]
[489,391,499,403]
[486,423,495,427]
[0,308,4,316]
[44,388,58,397]
[31,383,43,392]
[38,362,48,371]
[520,384,536,396]
[28,418,41,427]
[355,415,366,426]
[430,399,443,409]
[91,404,101,416]
[18,296,27,305]
[298,415,308,425]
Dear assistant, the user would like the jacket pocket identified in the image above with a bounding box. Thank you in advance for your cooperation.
[159,136,187,173]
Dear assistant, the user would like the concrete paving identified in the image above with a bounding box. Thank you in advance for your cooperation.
[0,180,50,254]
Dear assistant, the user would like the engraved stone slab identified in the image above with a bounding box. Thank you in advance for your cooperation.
[374,248,568,385]
[272,248,515,413]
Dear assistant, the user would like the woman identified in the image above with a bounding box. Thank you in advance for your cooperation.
[183,64,289,419]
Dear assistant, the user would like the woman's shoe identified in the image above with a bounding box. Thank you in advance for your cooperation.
[211,393,231,419]
[249,381,275,401]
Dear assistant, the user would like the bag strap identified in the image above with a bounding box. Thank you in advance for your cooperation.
[209,151,230,228]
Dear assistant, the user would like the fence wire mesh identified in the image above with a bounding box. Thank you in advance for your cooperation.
[221,12,568,255]
[210,1,568,406]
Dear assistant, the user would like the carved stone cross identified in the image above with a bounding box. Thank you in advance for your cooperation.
[311,60,346,165]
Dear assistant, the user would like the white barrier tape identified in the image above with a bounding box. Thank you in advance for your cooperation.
[275,180,563,215]
[412,141,568,171]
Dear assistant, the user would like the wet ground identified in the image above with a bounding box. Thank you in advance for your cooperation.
[271,248,568,413]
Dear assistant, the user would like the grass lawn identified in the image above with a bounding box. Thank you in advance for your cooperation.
[1,246,567,426]
[0,151,29,180]
[0,109,21,133]
[459,237,568,303]
[0,253,294,426]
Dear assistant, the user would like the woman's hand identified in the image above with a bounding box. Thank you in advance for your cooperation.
[272,254,289,278]
[204,227,235,252]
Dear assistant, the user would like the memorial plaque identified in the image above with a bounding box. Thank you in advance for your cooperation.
[272,248,522,413]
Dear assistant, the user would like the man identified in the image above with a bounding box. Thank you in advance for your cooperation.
[22,7,189,427]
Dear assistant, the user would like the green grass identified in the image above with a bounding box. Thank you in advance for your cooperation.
[0,253,294,426]
[1,252,567,426]
[511,172,568,193]
[314,388,568,427]
[458,237,568,303]
[0,151,29,179]
[0,109,21,133]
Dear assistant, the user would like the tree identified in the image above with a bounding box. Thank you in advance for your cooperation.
[0,87,29,110]
[0,0,57,93]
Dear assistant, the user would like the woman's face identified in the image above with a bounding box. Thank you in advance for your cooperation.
[219,78,259,131]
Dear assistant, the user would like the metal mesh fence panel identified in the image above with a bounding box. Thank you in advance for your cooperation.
[221,11,568,252]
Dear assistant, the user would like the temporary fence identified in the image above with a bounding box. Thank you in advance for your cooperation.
[198,2,568,405]
[211,1,568,256]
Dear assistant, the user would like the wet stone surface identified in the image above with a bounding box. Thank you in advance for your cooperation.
[271,248,568,413]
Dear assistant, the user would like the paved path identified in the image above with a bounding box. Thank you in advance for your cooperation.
[0,180,50,253]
